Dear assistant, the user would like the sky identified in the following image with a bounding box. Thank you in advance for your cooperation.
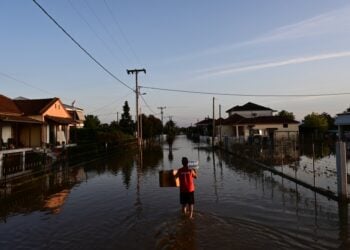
[1,0,350,127]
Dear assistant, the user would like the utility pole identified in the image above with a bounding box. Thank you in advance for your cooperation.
[117,112,119,124]
[158,106,166,125]
[212,97,215,147]
[158,106,166,140]
[127,68,146,147]
[219,104,222,145]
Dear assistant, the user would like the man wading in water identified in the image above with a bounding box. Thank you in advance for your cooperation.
[175,157,197,218]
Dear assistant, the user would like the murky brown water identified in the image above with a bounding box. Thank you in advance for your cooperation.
[0,135,349,249]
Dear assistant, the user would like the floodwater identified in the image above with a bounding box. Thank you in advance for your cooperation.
[0,135,349,249]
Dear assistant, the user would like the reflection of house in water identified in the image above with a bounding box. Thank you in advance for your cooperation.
[0,166,87,220]
[44,189,70,214]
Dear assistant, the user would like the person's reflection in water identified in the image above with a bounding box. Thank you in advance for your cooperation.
[155,215,197,250]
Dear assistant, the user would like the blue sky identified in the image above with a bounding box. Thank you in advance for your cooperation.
[1,0,350,126]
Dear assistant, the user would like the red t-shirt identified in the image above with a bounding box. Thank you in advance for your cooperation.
[178,166,195,192]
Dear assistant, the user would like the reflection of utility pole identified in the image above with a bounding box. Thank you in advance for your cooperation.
[127,68,146,147]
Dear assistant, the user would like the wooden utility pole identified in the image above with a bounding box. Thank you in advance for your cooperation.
[158,106,166,140]
[127,68,146,147]
[212,97,215,147]
[158,106,166,123]
[219,104,222,144]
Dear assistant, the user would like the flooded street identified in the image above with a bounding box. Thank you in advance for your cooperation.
[0,135,349,249]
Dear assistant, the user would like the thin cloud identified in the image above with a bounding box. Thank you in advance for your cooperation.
[200,51,350,78]
[166,5,350,64]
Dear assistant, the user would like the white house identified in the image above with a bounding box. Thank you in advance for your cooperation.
[217,102,299,142]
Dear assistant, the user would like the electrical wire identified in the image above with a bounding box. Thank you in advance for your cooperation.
[0,72,55,96]
[67,0,126,69]
[140,95,157,115]
[83,0,131,66]
[141,85,350,97]
[0,71,75,103]
[103,0,142,65]
[89,90,134,113]
[32,0,134,92]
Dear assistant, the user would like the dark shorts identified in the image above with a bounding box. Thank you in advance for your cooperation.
[180,191,195,205]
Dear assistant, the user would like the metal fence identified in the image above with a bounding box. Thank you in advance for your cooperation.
[220,135,347,200]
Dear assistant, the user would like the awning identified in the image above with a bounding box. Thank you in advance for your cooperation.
[335,113,350,126]
[45,115,74,125]
[0,115,42,124]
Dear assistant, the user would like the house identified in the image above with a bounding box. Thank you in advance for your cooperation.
[216,102,299,142]
[64,103,85,128]
[195,117,213,136]
[14,97,74,146]
[226,102,276,118]
[0,94,42,149]
[335,111,350,141]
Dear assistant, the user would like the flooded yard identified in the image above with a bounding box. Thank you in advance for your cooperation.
[0,135,349,249]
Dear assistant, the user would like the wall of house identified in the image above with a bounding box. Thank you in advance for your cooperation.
[1,125,12,143]
[252,123,299,140]
[43,100,71,118]
[217,125,234,137]
[20,125,41,147]
[228,110,273,118]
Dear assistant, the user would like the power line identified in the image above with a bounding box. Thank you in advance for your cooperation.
[89,90,134,114]
[141,85,350,97]
[32,0,134,92]
[84,0,131,66]
[103,0,142,65]
[140,95,157,115]
[67,0,126,68]
[0,72,54,96]
[0,71,75,103]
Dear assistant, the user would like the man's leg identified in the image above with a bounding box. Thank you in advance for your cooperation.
[189,204,194,218]
[182,204,187,214]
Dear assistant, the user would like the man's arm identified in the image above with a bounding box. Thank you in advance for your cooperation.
[174,169,179,178]
[192,169,197,179]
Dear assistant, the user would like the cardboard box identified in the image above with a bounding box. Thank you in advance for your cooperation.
[159,170,179,187]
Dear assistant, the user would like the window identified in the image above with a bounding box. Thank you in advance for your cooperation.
[283,123,288,128]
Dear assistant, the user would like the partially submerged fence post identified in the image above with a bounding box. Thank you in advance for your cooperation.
[336,141,347,201]
[22,151,26,172]
[312,143,316,187]
[0,152,3,179]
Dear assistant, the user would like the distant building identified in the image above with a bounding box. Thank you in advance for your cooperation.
[197,102,299,143]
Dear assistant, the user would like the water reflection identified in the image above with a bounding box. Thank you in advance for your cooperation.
[155,216,197,249]
[0,136,349,249]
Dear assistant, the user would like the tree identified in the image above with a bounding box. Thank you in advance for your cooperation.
[109,120,120,130]
[277,110,295,120]
[119,101,134,135]
[303,112,328,133]
[164,120,177,149]
[141,114,162,142]
[84,115,101,129]
[320,112,335,130]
